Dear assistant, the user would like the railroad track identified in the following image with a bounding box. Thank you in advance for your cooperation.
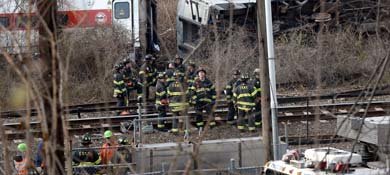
[1,86,390,118]
[3,100,390,139]
[280,135,351,145]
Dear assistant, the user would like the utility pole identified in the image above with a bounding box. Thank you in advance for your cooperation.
[37,0,65,174]
[256,0,272,162]
[265,0,280,160]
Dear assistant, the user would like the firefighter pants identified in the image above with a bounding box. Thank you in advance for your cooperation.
[142,84,155,100]
[117,97,125,107]
[116,96,125,115]
[227,101,236,121]
[157,105,167,129]
[195,102,215,128]
[126,84,142,104]
[172,110,186,133]
[237,109,255,131]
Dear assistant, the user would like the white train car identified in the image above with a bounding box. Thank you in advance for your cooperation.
[176,0,257,57]
[0,0,143,54]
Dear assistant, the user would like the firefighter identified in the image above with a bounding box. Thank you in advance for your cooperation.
[100,130,118,165]
[185,61,197,87]
[167,71,189,133]
[165,62,176,85]
[251,68,262,127]
[155,72,169,130]
[174,55,185,79]
[116,136,132,163]
[225,70,241,124]
[139,54,157,100]
[122,58,143,104]
[190,68,216,128]
[112,136,132,175]
[113,63,127,114]
[72,133,101,175]
[233,73,257,132]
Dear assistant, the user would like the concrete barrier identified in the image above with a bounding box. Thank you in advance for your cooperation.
[133,137,287,173]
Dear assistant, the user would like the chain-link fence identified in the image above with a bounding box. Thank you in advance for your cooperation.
[72,163,136,175]
[71,161,263,175]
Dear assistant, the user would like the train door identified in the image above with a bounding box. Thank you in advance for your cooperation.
[112,0,140,47]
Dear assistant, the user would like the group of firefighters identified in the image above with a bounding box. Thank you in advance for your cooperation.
[12,54,262,175]
[14,130,132,175]
[113,54,263,133]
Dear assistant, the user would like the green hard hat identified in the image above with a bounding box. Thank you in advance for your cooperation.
[104,130,113,138]
[17,143,27,152]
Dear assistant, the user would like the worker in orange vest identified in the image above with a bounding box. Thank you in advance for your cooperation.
[14,143,39,175]
[100,130,118,165]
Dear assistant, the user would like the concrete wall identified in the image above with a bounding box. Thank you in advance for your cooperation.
[337,115,390,145]
[133,137,287,173]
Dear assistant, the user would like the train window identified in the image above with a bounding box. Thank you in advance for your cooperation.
[114,2,130,19]
[0,17,10,28]
[16,15,38,28]
[57,13,69,26]
[182,20,200,45]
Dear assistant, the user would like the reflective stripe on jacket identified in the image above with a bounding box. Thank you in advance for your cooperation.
[190,78,216,104]
[168,81,188,112]
[113,73,127,97]
[155,81,167,105]
[233,83,256,111]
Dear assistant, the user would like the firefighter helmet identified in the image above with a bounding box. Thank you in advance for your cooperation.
[173,71,181,78]
[175,54,183,61]
[188,61,196,68]
[233,69,241,76]
[253,68,260,74]
[144,54,153,61]
[114,63,124,71]
[122,58,131,64]
[81,133,92,144]
[118,136,130,145]
[196,67,206,74]
[241,73,250,82]
[157,72,166,79]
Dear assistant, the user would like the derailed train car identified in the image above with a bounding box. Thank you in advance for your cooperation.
[176,0,386,57]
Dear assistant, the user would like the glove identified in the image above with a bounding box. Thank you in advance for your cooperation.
[114,93,122,98]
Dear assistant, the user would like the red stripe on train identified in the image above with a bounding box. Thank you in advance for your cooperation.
[0,9,112,31]
[63,9,112,28]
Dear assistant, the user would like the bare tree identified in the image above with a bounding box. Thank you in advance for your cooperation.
[36,0,65,174]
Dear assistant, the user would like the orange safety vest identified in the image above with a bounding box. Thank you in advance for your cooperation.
[14,158,27,175]
[100,143,117,164]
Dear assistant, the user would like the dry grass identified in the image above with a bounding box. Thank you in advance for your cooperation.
[275,29,389,87]
[1,0,390,109]
[60,28,130,105]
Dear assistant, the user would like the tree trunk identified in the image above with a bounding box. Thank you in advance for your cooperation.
[37,0,65,174]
